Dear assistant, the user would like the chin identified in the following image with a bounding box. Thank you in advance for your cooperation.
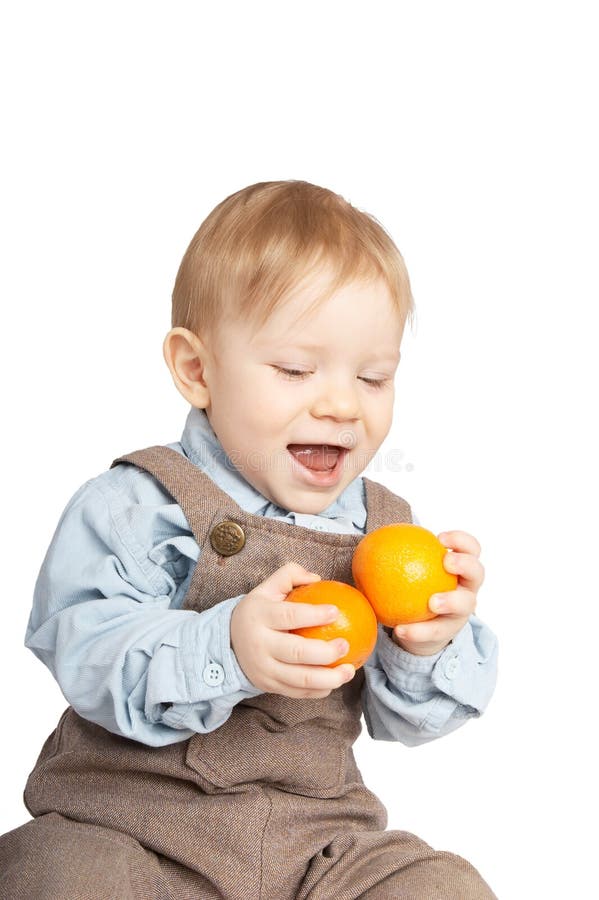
[295,493,343,516]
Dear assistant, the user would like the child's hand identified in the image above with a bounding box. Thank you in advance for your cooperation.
[391,530,485,657]
[230,563,356,698]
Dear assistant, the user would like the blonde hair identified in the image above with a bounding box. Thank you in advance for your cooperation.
[171,180,414,339]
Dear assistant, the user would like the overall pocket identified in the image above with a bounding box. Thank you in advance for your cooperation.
[186,704,348,798]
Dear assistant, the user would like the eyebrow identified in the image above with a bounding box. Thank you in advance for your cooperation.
[269,342,401,363]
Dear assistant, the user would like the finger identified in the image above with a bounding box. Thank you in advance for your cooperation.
[395,615,461,647]
[438,530,481,558]
[429,586,477,618]
[442,551,485,593]
[271,599,340,632]
[260,563,322,601]
[274,632,350,667]
[270,658,355,694]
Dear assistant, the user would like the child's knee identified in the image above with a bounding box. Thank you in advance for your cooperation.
[428,850,496,899]
[363,849,496,899]
[0,813,163,900]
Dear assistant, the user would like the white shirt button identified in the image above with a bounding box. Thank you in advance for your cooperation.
[203,662,225,686]
[445,656,460,680]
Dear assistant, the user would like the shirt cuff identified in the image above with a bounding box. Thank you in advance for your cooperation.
[430,614,498,713]
[180,594,263,702]
[376,625,444,693]
[371,615,497,731]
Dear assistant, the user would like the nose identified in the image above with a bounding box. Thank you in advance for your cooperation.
[310,374,361,422]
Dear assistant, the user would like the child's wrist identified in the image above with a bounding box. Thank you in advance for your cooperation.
[385,625,449,656]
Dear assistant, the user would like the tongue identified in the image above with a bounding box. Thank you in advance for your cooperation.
[288,444,341,471]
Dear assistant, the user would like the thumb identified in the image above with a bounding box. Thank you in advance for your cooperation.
[264,563,321,600]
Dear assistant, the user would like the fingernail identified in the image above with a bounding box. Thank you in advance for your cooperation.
[325,606,339,619]
[395,627,407,638]
[336,640,349,655]
[343,666,355,682]
[430,595,445,612]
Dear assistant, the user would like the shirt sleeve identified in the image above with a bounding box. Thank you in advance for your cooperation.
[25,477,263,748]
[361,615,498,746]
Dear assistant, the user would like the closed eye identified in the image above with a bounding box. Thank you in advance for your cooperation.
[273,366,311,380]
[274,367,390,389]
[359,377,389,390]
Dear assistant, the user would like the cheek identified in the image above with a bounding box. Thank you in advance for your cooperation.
[369,397,395,442]
[233,387,284,439]
[247,395,276,428]
[223,375,263,413]
[251,379,294,421]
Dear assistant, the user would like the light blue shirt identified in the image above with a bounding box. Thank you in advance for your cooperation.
[26,406,498,748]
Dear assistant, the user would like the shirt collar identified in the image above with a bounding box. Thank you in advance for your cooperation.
[179,405,367,530]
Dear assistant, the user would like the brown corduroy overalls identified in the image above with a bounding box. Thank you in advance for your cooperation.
[0,446,496,899]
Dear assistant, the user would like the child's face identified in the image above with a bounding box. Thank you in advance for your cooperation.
[201,268,404,514]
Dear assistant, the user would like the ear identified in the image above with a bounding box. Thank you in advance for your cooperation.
[162,327,212,408]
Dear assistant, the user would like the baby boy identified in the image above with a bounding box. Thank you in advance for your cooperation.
[0,180,498,899]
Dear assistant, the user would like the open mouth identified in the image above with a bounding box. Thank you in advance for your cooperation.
[287,444,347,472]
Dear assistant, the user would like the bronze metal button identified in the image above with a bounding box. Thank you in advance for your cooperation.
[209,520,246,556]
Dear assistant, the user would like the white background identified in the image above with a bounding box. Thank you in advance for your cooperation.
[1,2,597,897]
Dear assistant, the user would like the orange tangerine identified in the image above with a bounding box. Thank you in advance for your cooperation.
[285,580,378,669]
[352,523,458,626]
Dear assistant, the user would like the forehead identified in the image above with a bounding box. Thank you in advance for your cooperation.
[253,273,402,353]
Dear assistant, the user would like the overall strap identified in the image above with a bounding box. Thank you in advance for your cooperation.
[363,477,412,530]
[110,445,236,544]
